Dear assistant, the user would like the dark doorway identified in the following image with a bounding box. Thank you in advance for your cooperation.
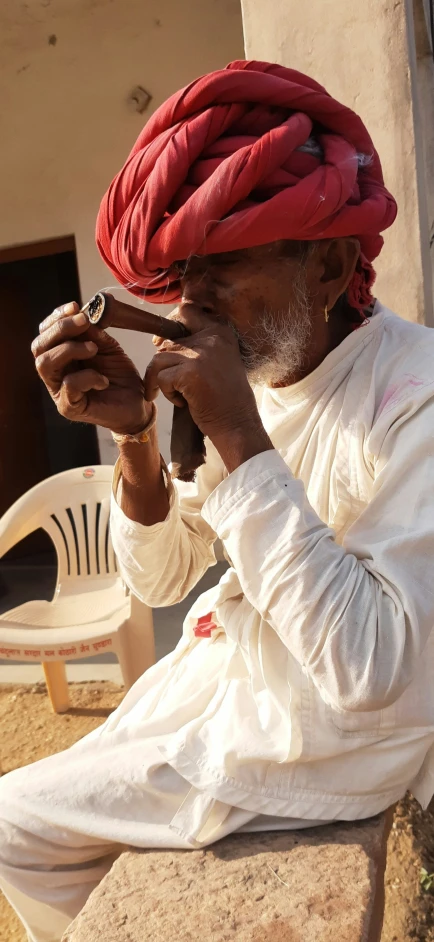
[0,236,100,559]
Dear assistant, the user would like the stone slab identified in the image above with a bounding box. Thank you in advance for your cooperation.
[63,813,391,942]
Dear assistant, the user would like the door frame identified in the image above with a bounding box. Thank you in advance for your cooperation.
[0,235,78,267]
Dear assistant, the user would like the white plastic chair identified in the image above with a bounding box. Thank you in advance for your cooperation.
[0,466,155,712]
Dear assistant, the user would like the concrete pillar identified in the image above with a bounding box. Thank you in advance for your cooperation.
[240,0,434,325]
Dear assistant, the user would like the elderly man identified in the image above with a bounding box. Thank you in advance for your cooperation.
[1,59,434,941]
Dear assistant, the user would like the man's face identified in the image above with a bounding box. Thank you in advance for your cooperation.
[174,243,314,386]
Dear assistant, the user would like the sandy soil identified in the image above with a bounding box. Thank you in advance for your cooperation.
[0,682,124,942]
[1,681,434,941]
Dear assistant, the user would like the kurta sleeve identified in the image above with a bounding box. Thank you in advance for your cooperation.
[201,387,434,713]
[110,439,225,607]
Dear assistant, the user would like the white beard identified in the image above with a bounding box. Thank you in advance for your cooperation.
[235,277,313,387]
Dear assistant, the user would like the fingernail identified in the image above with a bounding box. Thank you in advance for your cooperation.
[85,341,97,352]
[62,302,77,316]
[101,375,109,386]
[73,312,87,326]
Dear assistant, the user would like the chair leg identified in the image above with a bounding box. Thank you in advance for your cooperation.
[116,603,156,689]
[42,661,70,713]
[116,635,151,689]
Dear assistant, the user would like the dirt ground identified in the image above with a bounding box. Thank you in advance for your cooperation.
[1,682,434,941]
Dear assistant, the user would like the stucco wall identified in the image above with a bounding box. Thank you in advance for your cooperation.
[412,0,434,310]
[241,0,433,325]
[0,0,244,462]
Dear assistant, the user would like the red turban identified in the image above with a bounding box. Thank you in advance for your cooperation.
[96,60,397,311]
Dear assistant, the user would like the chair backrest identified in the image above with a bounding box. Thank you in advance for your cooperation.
[0,466,118,582]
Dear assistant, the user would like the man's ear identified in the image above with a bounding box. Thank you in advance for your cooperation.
[314,238,360,309]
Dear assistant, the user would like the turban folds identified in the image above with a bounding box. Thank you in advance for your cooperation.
[96,60,397,311]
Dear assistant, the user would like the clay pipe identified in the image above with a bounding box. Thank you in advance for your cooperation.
[80,292,206,483]
[81,291,190,341]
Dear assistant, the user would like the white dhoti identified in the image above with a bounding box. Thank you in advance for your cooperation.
[0,734,255,942]
[0,648,324,942]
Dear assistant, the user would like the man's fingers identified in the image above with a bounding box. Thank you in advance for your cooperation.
[154,365,186,407]
[39,302,80,333]
[32,311,91,359]
[59,370,109,415]
[144,351,187,405]
[35,341,99,393]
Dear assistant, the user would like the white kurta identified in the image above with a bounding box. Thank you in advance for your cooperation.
[107,302,434,822]
[3,302,434,942]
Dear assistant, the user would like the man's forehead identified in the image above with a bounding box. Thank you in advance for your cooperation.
[175,242,294,272]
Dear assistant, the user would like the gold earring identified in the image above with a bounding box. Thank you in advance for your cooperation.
[324,304,329,323]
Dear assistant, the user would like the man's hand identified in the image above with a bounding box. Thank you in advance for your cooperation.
[145,304,274,471]
[32,302,152,435]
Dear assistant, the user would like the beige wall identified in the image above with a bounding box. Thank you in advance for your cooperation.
[0,0,244,462]
[412,0,434,311]
[241,0,433,325]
